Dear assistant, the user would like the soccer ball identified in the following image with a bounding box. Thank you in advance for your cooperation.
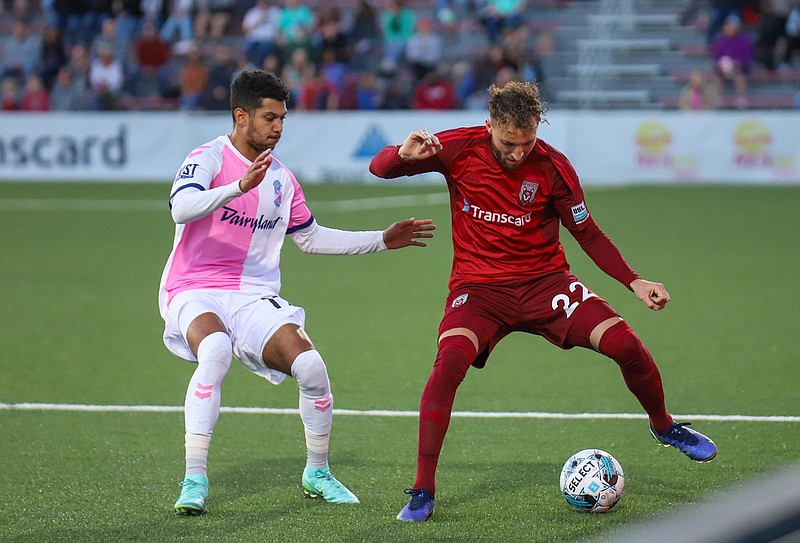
[559,449,625,513]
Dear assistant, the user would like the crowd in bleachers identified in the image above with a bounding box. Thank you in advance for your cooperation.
[679,0,800,109]
[0,0,554,112]
[2,0,799,112]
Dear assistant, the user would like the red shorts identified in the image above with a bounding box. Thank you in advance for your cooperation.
[439,271,620,368]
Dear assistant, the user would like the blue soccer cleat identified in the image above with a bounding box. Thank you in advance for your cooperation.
[174,474,208,515]
[396,488,435,522]
[651,421,718,462]
[302,465,360,504]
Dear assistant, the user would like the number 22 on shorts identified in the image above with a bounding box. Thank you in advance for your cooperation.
[551,281,596,319]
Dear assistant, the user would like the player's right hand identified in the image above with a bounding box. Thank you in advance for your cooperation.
[239,149,272,192]
[398,130,443,161]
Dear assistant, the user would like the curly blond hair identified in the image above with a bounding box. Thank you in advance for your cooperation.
[487,81,548,132]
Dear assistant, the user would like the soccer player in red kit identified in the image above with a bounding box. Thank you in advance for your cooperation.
[369,81,717,522]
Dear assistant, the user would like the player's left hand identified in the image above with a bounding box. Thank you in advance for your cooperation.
[630,278,670,311]
[383,218,436,249]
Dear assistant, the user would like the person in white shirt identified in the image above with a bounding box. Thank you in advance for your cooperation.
[161,69,435,515]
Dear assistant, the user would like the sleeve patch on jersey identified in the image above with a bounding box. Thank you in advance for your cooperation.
[571,201,589,224]
[179,164,199,179]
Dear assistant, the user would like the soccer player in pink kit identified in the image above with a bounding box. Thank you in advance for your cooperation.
[159,70,435,515]
[369,81,717,522]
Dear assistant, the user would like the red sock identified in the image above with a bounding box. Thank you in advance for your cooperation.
[597,322,673,433]
[414,335,475,494]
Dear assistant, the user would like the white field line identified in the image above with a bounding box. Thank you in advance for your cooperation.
[0,403,798,422]
[0,193,450,213]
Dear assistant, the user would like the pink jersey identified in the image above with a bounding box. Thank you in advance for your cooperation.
[158,135,313,318]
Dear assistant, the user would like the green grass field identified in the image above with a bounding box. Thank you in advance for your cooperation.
[1,182,798,542]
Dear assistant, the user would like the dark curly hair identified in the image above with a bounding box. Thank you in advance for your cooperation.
[230,70,290,120]
[487,81,548,132]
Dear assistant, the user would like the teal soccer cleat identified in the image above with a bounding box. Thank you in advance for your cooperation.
[397,488,435,522]
[301,465,360,504]
[174,474,208,515]
[651,421,718,462]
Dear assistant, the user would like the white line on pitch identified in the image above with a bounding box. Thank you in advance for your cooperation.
[0,403,797,423]
[0,193,450,213]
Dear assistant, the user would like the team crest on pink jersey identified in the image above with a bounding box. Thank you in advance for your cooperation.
[519,180,539,206]
[273,180,282,207]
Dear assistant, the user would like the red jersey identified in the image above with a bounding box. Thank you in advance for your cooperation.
[369,126,640,291]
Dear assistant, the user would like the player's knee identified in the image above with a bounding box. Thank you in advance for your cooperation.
[197,332,233,368]
[291,349,330,397]
[437,334,477,364]
[433,334,477,387]
[597,322,646,367]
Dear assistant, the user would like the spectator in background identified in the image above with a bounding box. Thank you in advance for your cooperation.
[277,0,315,63]
[380,0,416,69]
[133,19,172,97]
[412,69,456,109]
[679,70,720,110]
[39,25,68,89]
[178,46,208,110]
[318,48,346,97]
[92,17,130,73]
[502,26,546,87]
[355,71,381,109]
[81,0,113,47]
[347,0,381,71]
[314,7,350,66]
[281,47,312,105]
[200,44,237,110]
[261,52,282,77]
[784,2,800,67]
[711,15,753,108]
[50,67,89,110]
[479,0,526,44]
[706,0,744,44]
[160,0,194,45]
[242,0,282,67]
[54,0,85,49]
[20,73,50,111]
[2,20,42,80]
[755,0,792,71]
[472,44,516,92]
[405,16,443,81]
[65,43,93,89]
[299,65,338,110]
[136,20,172,70]
[90,42,124,109]
[111,0,144,44]
[141,0,166,30]
[193,0,234,42]
[1,77,19,110]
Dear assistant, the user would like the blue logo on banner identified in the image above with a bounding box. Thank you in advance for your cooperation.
[354,125,389,158]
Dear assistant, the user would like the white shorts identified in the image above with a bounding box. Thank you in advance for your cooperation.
[163,289,306,385]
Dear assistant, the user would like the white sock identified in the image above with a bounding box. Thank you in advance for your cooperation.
[183,332,232,475]
[291,350,332,469]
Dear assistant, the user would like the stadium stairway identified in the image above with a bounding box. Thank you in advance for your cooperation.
[538,0,799,110]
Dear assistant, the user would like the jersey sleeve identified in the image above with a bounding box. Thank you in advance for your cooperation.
[286,172,314,233]
[167,144,243,224]
[550,163,641,290]
[168,144,221,206]
[369,145,445,178]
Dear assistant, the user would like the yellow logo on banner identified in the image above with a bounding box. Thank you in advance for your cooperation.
[636,121,672,155]
[734,120,772,155]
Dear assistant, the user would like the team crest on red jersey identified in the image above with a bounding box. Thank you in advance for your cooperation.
[519,180,539,206]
